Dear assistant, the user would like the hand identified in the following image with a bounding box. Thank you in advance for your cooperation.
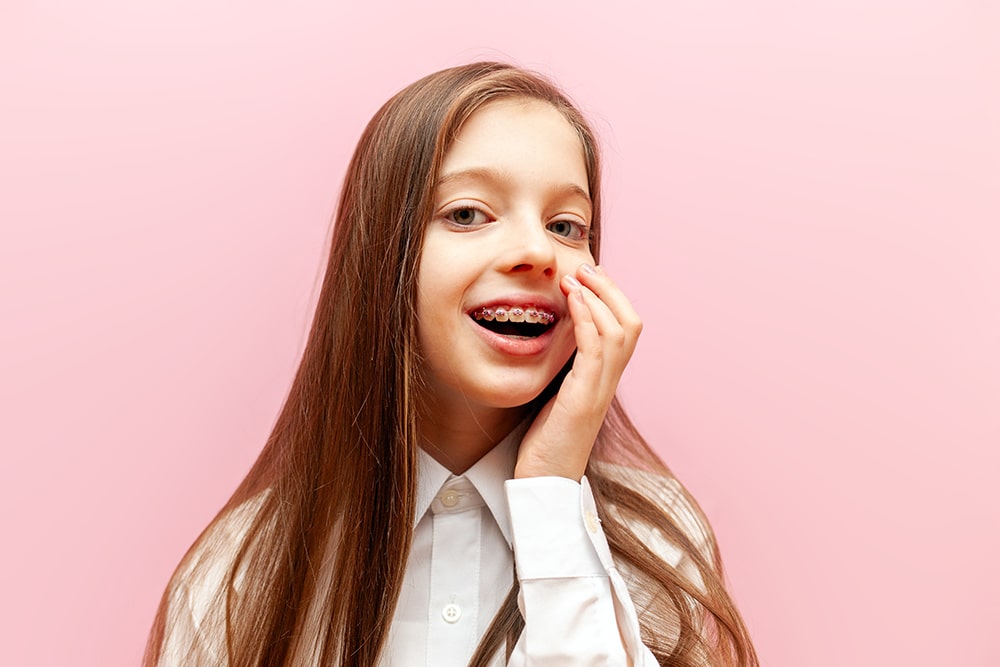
[514,263,642,481]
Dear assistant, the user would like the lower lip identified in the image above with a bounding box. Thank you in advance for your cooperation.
[468,316,556,356]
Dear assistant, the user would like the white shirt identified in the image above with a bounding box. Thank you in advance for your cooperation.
[159,425,706,665]
[382,423,658,666]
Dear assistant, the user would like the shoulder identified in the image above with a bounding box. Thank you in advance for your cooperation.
[157,491,270,666]
[590,462,717,590]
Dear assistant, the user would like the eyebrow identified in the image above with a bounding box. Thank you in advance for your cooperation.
[434,167,593,213]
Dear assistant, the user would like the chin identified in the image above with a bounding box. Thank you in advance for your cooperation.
[478,361,572,410]
[463,384,545,411]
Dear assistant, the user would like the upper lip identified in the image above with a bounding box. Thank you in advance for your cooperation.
[466,293,564,319]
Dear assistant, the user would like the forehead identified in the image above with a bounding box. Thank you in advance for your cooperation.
[438,98,589,196]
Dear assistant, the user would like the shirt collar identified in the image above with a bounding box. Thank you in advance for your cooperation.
[414,419,526,548]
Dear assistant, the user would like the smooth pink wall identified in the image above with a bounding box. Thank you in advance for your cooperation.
[2,2,997,665]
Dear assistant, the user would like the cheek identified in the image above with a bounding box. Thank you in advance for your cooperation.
[414,264,463,356]
[415,235,465,306]
[557,247,597,278]
[415,265,451,316]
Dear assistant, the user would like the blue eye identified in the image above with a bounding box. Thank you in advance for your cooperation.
[446,207,488,226]
[547,219,589,240]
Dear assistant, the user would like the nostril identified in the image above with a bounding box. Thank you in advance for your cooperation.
[510,264,556,278]
[510,264,556,277]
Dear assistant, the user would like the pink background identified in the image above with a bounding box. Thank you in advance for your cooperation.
[2,2,997,665]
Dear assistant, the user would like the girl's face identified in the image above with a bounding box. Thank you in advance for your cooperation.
[416,98,595,418]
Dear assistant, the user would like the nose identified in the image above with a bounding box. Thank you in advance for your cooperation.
[500,216,557,278]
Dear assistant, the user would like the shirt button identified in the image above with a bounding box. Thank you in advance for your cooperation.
[442,603,461,623]
[584,510,600,534]
[441,490,460,508]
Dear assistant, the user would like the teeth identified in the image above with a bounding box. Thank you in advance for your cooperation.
[472,305,555,324]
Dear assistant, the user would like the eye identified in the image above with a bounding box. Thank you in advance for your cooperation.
[547,218,589,241]
[444,206,490,227]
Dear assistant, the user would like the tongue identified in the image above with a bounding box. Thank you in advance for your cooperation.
[478,319,546,338]
[492,322,526,337]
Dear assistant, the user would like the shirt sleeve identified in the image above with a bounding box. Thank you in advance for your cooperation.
[158,577,226,666]
[155,492,268,667]
[504,475,659,667]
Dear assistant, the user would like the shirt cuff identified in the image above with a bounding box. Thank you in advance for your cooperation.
[505,475,612,581]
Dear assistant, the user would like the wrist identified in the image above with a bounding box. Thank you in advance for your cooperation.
[513,452,586,481]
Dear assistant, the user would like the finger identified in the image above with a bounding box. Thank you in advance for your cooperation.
[562,272,619,337]
[557,284,626,434]
[576,286,638,389]
[578,283,624,342]
[573,268,640,365]
[562,274,630,368]
[564,279,602,366]
[566,282,641,403]
[575,264,643,340]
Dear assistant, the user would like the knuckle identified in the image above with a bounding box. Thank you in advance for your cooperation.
[622,314,642,335]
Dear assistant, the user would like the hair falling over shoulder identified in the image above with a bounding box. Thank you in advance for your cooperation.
[144,62,758,667]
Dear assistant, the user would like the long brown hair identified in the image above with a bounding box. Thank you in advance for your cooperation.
[144,62,757,667]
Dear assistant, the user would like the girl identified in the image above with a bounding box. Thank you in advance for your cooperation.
[145,62,757,667]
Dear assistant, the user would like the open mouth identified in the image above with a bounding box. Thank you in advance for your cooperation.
[471,306,556,339]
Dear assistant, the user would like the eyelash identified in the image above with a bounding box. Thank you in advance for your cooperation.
[441,206,590,241]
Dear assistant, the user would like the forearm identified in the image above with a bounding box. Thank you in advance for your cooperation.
[505,476,658,666]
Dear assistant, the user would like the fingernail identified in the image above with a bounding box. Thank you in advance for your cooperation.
[565,275,581,288]
[580,263,597,275]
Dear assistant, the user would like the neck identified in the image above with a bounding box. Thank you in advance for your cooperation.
[418,400,529,475]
